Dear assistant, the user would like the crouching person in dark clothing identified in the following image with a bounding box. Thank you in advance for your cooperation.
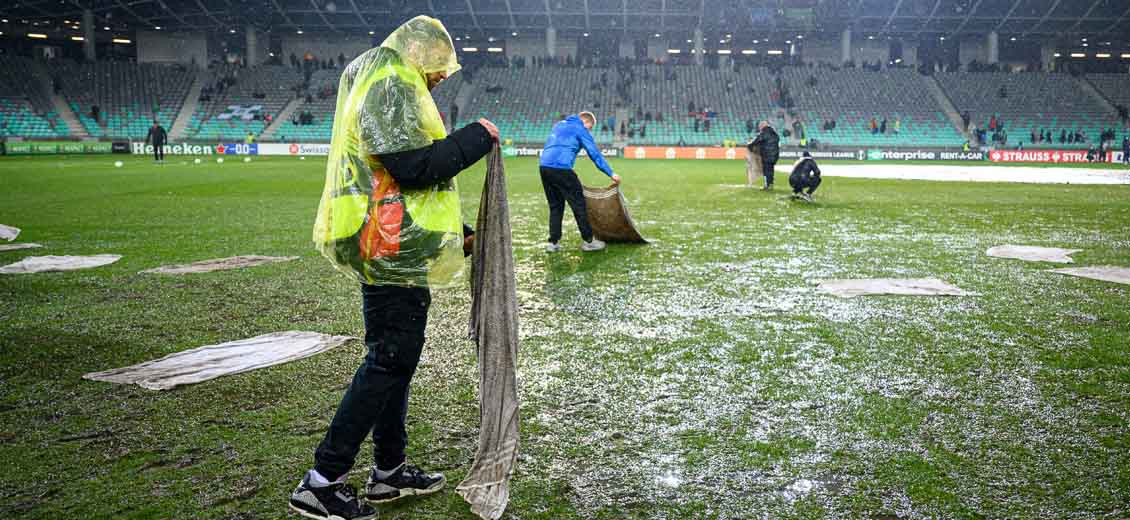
[301,16,498,520]
[789,151,822,202]
[749,120,780,190]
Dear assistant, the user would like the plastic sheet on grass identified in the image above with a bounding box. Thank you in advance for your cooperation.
[83,331,355,390]
[1047,266,1130,285]
[0,224,19,241]
[458,147,520,520]
[986,245,1080,263]
[583,184,647,243]
[0,254,120,274]
[0,243,43,252]
[312,15,464,288]
[141,255,299,274]
[817,278,975,298]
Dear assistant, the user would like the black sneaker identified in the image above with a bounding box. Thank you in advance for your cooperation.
[364,463,446,503]
[289,474,376,520]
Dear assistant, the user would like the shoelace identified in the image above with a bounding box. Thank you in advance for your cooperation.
[331,482,360,501]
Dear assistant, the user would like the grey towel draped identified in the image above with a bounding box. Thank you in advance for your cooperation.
[457,146,520,520]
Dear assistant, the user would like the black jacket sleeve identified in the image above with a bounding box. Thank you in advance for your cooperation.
[376,122,494,189]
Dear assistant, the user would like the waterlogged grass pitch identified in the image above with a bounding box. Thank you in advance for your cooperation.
[0,155,1127,519]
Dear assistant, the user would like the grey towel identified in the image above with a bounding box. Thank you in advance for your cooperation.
[457,146,520,520]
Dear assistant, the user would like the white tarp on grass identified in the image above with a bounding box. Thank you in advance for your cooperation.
[83,331,355,390]
[818,278,975,298]
[0,243,43,252]
[0,224,19,241]
[141,255,299,274]
[806,164,1130,185]
[1047,266,1130,286]
[0,254,121,274]
[986,245,1081,263]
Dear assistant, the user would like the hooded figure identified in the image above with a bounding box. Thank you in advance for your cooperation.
[313,16,467,288]
[296,16,498,520]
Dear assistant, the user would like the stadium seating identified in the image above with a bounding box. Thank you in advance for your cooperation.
[50,60,193,139]
[936,72,1120,149]
[274,68,463,143]
[186,64,302,141]
[780,67,965,147]
[0,56,68,138]
[1086,74,1130,113]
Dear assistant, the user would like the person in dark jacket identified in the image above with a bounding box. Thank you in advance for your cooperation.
[788,151,821,201]
[144,121,168,163]
[748,121,780,190]
[538,111,620,252]
[1122,136,1129,164]
[296,17,498,520]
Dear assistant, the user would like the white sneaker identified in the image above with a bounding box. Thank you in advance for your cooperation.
[545,243,562,253]
[802,193,813,202]
[580,239,606,252]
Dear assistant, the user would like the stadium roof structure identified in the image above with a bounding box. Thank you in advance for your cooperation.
[2,0,1128,41]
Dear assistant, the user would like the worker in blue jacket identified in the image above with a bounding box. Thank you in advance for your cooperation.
[538,111,621,252]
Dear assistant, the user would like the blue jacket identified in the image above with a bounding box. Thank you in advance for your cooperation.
[539,115,614,177]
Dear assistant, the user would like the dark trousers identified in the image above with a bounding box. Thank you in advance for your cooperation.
[790,174,821,194]
[539,166,593,243]
[762,160,777,187]
[314,284,431,480]
[152,143,164,161]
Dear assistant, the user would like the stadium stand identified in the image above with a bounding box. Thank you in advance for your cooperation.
[273,68,462,143]
[936,72,1120,149]
[49,60,193,139]
[0,56,69,138]
[186,64,301,141]
[779,67,965,147]
[463,66,618,146]
[1086,74,1130,118]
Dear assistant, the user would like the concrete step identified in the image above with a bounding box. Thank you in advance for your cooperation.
[261,98,303,141]
[170,70,204,141]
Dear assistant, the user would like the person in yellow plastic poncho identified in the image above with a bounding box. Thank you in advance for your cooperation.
[293,16,499,520]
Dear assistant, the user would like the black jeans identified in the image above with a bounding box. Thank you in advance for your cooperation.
[153,143,164,161]
[314,284,431,480]
[539,166,593,243]
[790,174,821,194]
[762,159,777,187]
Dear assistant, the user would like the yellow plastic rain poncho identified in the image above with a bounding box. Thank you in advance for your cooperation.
[313,15,464,288]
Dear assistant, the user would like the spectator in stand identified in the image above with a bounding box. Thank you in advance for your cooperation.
[962,111,971,131]
[989,115,997,131]
[869,118,878,135]
[91,105,100,123]
[1060,130,1067,143]
[1122,136,1129,164]
[1031,131,1038,144]
[893,118,901,135]
[880,119,887,134]
[746,119,756,134]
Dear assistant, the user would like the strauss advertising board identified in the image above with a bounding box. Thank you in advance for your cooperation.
[988,149,1092,163]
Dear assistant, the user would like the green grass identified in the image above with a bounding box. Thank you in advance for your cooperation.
[1,154,1128,519]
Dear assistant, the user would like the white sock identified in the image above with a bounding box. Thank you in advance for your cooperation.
[306,469,344,488]
[373,462,404,480]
